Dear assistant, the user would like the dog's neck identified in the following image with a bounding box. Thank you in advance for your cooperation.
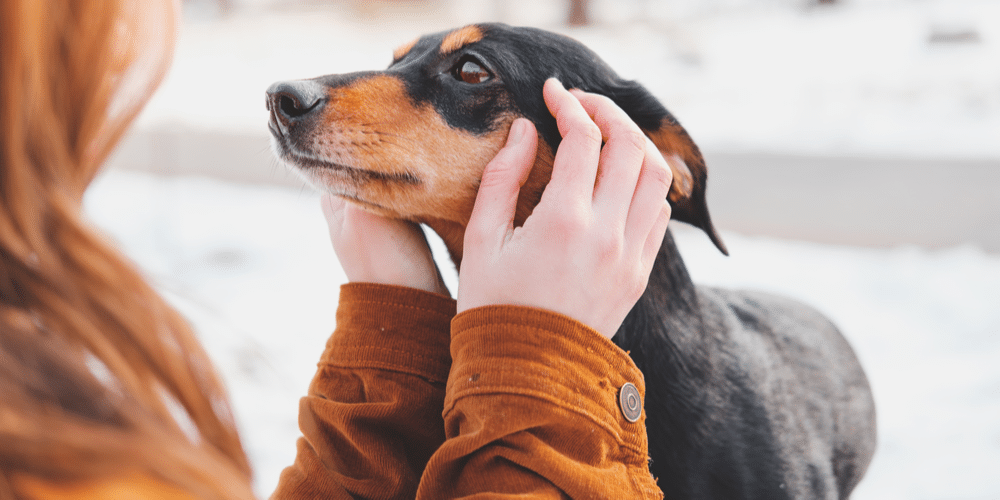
[422,217,468,266]
[612,230,718,479]
[614,229,703,357]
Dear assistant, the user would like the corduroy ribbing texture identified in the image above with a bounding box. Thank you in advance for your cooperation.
[271,283,662,499]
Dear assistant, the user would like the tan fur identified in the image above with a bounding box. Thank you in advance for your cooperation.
[392,38,418,62]
[415,135,552,265]
[663,153,693,203]
[645,120,702,204]
[440,25,484,55]
[295,74,706,263]
[297,74,513,262]
[295,40,706,265]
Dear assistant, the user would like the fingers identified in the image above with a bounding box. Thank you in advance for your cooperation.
[624,138,673,256]
[540,79,603,210]
[465,118,538,250]
[557,84,671,264]
[469,81,670,269]
[641,200,672,270]
[322,193,450,295]
[569,90,647,227]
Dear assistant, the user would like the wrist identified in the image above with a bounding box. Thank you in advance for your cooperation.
[330,283,457,381]
[448,304,649,454]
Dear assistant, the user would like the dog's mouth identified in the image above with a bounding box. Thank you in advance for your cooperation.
[287,150,419,185]
[266,96,419,188]
[270,135,420,185]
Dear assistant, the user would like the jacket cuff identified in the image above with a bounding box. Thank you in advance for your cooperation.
[321,283,456,384]
[448,305,650,458]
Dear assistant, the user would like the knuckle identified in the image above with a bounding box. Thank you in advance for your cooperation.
[595,230,624,262]
[478,169,507,191]
[548,210,588,239]
[463,223,488,249]
[589,93,618,111]
[568,118,603,145]
[660,199,673,220]
[621,128,647,153]
[629,276,650,302]
[647,159,673,192]
[478,164,518,194]
[587,122,604,143]
[625,269,650,300]
[564,214,590,236]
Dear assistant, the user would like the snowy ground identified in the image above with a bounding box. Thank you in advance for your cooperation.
[87,0,1000,498]
[84,169,1000,499]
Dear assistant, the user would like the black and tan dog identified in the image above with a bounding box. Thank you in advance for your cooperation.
[266,23,877,499]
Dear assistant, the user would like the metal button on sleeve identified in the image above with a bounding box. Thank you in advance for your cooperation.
[618,382,642,423]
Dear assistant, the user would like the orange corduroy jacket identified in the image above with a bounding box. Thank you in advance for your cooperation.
[16,283,663,499]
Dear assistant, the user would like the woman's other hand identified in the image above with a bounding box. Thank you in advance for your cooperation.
[321,194,449,296]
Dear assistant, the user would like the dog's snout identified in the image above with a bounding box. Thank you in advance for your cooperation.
[266,80,327,136]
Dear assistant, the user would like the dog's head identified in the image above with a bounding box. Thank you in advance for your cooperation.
[267,23,727,261]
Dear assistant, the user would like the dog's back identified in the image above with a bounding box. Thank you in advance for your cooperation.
[618,232,876,499]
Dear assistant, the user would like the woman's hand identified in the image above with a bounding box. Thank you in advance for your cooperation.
[457,79,673,339]
[321,194,449,296]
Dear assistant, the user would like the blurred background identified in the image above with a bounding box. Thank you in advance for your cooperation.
[87,0,999,498]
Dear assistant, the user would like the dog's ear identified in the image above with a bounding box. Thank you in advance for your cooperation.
[605,81,728,255]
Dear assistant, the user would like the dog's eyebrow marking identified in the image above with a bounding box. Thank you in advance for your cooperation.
[393,37,418,62]
[440,25,484,55]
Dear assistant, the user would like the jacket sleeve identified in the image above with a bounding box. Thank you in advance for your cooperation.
[271,283,456,500]
[417,305,664,499]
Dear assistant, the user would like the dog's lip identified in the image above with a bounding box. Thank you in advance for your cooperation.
[278,148,421,185]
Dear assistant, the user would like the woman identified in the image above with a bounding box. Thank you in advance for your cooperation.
[0,1,671,498]
[1,0,254,498]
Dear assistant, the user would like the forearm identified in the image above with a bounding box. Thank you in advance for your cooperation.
[272,283,455,500]
[417,306,663,499]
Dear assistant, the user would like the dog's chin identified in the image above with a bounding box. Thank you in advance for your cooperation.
[290,167,389,212]
[270,141,387,204]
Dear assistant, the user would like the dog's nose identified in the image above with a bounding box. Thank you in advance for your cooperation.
[266,80,327,136]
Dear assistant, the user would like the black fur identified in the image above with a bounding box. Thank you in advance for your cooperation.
[619,231,876,499]
[388,25,675,172]
[386,25,725,247]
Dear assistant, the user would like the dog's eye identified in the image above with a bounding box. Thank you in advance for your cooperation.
[453,58,492,84]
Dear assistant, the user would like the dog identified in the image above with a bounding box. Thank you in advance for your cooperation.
[265,23,877,499]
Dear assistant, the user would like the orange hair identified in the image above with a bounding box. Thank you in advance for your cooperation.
[0,1,254,498]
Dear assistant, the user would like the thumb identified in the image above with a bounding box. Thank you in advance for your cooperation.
[466,118,537,248]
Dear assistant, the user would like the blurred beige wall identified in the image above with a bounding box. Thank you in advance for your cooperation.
[106,126,1000,253]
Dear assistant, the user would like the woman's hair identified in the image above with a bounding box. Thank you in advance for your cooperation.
[0,1,255,498]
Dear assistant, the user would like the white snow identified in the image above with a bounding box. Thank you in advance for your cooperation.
[81,0,1000,498]
[83,169,1000,499]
